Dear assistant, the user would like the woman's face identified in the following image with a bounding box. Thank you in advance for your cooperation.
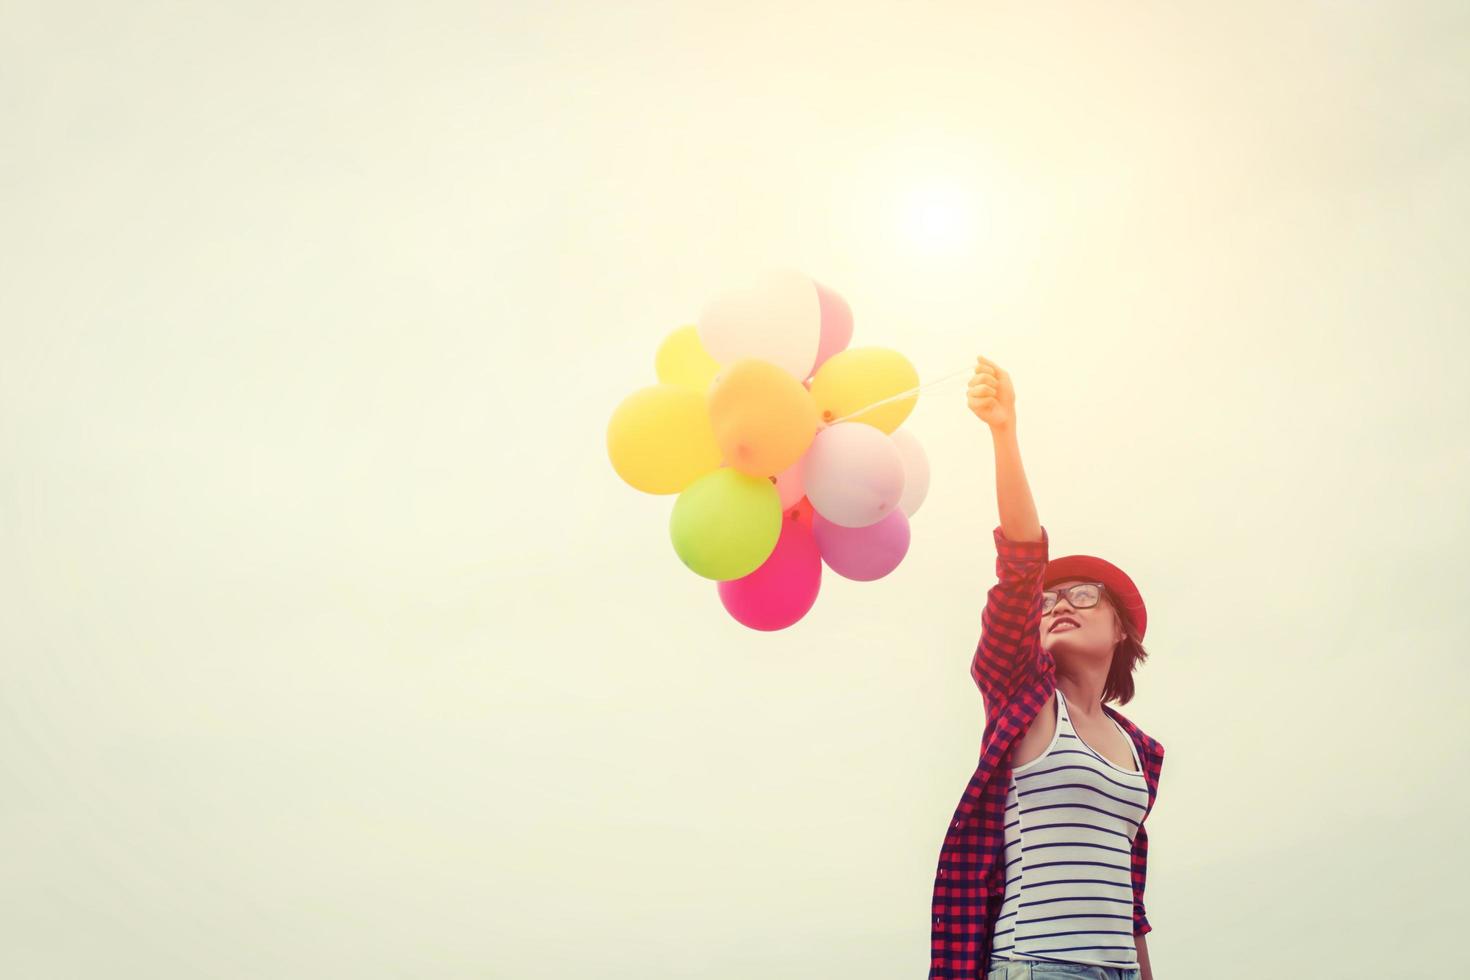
[1040,577,1124,660]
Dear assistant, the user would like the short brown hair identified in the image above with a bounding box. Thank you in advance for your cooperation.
[1102,595,1148,706]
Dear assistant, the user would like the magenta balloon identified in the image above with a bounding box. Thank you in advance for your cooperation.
[810,282,854,377]
[717,511,822,631]
[812,508,910,581]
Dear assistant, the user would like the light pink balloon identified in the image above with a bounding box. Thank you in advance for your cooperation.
[772,457,807,510]
[813,508,910,581]
[811,282,854,377]
[800,422,906,528]
[717,511,822,631]
[889,428,930,516]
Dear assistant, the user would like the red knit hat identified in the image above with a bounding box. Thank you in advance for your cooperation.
[1044,554,1147,641]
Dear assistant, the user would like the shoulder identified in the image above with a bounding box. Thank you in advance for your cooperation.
[1105,703,1165,759]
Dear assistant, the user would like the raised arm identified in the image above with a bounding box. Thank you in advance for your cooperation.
[971,523,1050,705]
[970,354,1040,542]
[968,356,1051,706]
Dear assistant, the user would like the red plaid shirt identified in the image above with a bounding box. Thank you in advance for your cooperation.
[929,525,1165,978]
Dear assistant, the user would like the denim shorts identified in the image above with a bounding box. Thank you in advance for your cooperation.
[986,957,1141,980]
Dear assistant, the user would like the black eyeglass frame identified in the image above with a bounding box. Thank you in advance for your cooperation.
[1041,581,1107,615]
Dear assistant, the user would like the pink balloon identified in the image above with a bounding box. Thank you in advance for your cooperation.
[813,508,910,581]
[718,510,822,631]
[772,457,806,510]
[889,427,930,516]
[811,282,854,377]
[801,422,906,528]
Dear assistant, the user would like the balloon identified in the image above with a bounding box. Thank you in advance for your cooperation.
[813,507,910,581]
[800,422,906,528]
[655,324,721,392]
[788,496,815,527]
[771,457,806,511]
[607,384,722,494]
[697,270,821,381]
[718,509,822,630]
[707,358,819,477]
[669,467,782,580]
[811,281,854,377]
[889,428,931,516]
[808,346,920,434]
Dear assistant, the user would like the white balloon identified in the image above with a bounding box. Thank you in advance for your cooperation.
[696,269,822,381]
[800,422,905,528]
[890,428,931,517]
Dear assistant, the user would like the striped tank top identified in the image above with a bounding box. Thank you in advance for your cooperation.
[990,687,1150,968]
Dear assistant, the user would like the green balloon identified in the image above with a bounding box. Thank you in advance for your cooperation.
[669,468,782,580]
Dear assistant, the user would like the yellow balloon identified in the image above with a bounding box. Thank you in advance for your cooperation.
[655,324,721,392]
[707,358,819,478]
[809,347,920,434]
[607,384,722,494]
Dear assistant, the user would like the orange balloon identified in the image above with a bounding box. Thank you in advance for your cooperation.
[707,358,819,477]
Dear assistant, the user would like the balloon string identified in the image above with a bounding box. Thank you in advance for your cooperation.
[824,362,973,425]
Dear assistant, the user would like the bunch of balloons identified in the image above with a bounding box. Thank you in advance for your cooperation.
[606,269,931,631]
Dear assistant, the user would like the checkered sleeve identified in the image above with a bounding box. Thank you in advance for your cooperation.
[1131,821,1152,937]
[1132,743,1163,937]
[970,524,1049,709]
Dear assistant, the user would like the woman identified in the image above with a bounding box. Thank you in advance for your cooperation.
[928,356,1166,980]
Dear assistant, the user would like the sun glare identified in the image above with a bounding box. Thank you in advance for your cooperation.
[900,182,978,255]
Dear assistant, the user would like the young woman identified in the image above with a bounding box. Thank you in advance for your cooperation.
[928,356,1165,980]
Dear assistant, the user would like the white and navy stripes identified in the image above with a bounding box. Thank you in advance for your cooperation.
[989,688,1150,968]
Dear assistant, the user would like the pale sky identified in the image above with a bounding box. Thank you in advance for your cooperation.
[3,2,1468,977]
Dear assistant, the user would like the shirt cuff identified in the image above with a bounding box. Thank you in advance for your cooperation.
[992,524,1049,558]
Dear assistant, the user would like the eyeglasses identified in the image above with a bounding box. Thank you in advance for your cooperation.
[1042,582,1106,614]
